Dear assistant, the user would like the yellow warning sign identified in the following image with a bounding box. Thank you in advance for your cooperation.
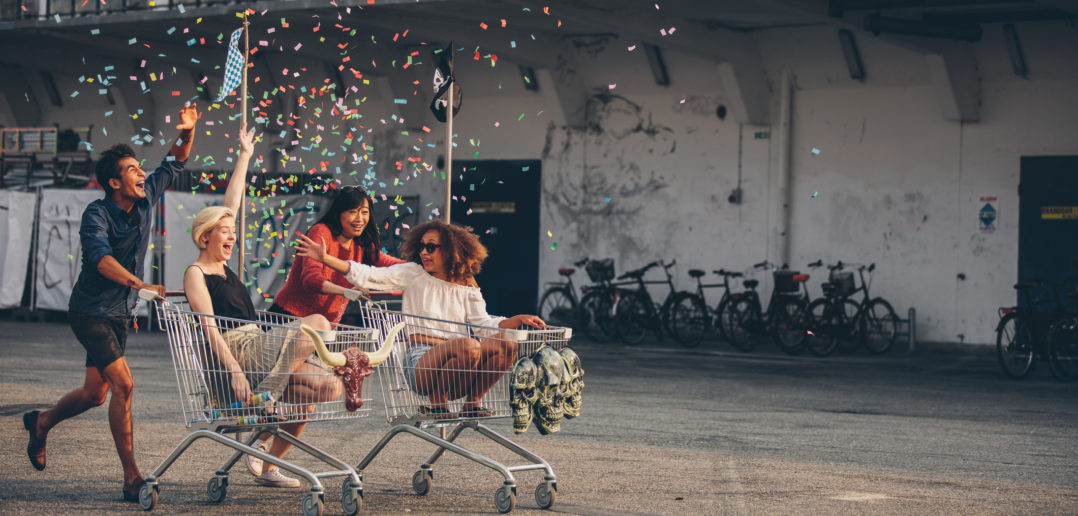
[1041,206,1078,219]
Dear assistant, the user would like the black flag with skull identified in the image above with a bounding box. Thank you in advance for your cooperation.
[429,42,462,123]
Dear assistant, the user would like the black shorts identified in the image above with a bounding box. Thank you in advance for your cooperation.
[267,302,298,317]
[69,312,131,371]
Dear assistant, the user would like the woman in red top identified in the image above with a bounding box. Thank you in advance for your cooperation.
[269,185,404,322]
[247,185,403,479]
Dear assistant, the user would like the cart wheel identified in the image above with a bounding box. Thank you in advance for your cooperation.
[412,469,433,496]
[138,483,158,511]
[534,481,556,509]
[342,478,363,516]
[494,485,516,514]
[207,476,228,504]
[302,492,324,516]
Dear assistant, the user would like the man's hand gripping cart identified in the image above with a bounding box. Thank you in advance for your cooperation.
[136,290,402,516]
[353,300,573,513]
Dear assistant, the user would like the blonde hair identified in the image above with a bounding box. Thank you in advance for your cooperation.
[191,205,235,249]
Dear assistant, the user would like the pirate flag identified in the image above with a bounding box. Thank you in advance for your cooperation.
[430,43,462,123]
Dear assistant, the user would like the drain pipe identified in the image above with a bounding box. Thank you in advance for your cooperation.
[776,69,795,267]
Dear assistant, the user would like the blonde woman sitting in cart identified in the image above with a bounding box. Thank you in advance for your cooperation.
[296,219,544,419]
[183,125,342,488]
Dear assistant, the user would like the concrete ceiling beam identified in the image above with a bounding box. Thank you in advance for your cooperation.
[926,47,980,122]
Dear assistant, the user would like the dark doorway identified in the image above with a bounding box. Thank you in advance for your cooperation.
[1018,156,1078,311]
[452,160,541,317]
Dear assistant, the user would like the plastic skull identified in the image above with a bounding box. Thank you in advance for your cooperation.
[559,347,585,419]
[508,356,539,434]
[532,346,568,434]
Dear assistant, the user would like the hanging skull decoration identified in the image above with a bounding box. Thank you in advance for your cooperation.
[532,345,569,435]
[559,347,585,419]
[508,356,539,434]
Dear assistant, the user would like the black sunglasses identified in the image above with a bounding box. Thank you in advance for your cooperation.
[417,242,441,254]
[340,185,368,193]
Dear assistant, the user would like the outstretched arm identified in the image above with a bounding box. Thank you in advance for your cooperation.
[295,233,350,274]
[169,104,198,162]
[500,314,545,329]
[222,124,256,216]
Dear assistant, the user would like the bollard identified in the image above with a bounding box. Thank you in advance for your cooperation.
[907,307,916,353]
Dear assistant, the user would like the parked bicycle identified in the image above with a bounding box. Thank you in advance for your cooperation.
[803,261,899,357]
[995,278,1068,379]
[537,257,619,342]
[613,260,678,345]
[722,262,817,354]
[1047,300,1078,381]
[669,267,740,348]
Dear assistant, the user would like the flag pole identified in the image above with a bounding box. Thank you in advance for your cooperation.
[444,79,453,223]
[239,12,249,279]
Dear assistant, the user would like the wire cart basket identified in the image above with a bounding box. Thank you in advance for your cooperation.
[352,300,573,513]
[138,290,399,516]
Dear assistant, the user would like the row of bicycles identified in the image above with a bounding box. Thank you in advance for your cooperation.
[996,277,1078,381]
[538,257,901,356]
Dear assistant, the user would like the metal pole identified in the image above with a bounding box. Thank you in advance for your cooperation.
[907,307,916,353]
[444,80,453,223]
[239,13,249,280]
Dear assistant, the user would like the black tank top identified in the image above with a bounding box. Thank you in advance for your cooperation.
[195,265,256,322]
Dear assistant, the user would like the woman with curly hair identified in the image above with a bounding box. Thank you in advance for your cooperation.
[295,219,544,419]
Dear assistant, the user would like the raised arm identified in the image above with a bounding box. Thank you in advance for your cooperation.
[169,103,198,162]
[222,124,255,216]
[183,265,253,403]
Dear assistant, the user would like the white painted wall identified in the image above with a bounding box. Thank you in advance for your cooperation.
[4,20,1078,345]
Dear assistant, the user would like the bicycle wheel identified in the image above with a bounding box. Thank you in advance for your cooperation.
[806,298,839,357]
[862,298,899,354]
[996,312,1035,379]
[538,288,578,330]
[1048,317,1078,381]
[769,297,808,355]
[834,298,863,354]
[722,297,760,352]
[580,291,615,342]
[615,291,652,345]
[670,293,710,348]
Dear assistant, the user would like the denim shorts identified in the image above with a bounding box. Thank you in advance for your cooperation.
[403,344,432,393]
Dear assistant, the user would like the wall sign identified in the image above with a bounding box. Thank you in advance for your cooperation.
[979,196,997,233]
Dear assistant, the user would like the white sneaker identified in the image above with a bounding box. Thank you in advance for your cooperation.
[245,439,269,477]
[255,467,301,488]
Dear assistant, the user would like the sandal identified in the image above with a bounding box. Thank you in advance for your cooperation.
[459,406,494,418]
[418,406,457,420]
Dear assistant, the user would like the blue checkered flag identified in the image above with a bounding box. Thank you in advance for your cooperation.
[214,28,244,103]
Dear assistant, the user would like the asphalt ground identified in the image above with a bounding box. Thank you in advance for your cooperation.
[0,320,1076,515]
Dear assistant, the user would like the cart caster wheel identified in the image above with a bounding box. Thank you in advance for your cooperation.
[412,469,433,496]
[138,483,158,511]
[494,485,516,513]
[207,476,228,504]
[302,492,324,516]
[535,481,556,509]
[342,478,363,516]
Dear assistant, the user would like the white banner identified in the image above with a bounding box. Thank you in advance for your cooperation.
[34,190,106,311]
[163,192,329,308]
[0,190,38,308]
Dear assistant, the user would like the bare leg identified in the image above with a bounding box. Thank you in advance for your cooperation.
[27,366,110,470]
[414,338,480,409]
[99,357,143,486]
[464,339,517,408]
[256,315,331,456]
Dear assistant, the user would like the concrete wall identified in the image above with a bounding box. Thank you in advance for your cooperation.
[3,20,1078,344]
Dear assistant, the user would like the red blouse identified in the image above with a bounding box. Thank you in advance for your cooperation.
[272,223,404,323]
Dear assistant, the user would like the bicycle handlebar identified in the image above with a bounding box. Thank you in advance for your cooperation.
[753,260,770,269]
[713,269,743,278]
[662,260,676,269]
[807,260,823,268]
[573,258,589,267]
[827,261,845,271]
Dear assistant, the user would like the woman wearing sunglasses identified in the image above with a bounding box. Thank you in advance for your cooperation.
[295,220,544,419]
[244,184,404,479]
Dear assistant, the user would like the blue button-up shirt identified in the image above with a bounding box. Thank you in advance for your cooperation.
[69,157,186,317]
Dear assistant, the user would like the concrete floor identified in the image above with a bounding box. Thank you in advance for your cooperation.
[0,320,1075,515]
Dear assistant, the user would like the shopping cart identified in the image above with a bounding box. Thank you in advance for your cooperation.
[137,290,399,516]
[352,301,573,513]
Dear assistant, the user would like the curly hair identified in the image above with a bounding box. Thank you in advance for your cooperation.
[399,220,488,283]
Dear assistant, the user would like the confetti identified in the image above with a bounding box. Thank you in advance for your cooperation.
[811,148,821,155]
[811,191,819,198]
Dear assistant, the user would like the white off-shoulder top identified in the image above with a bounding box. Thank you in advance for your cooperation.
[344,261,505,337]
